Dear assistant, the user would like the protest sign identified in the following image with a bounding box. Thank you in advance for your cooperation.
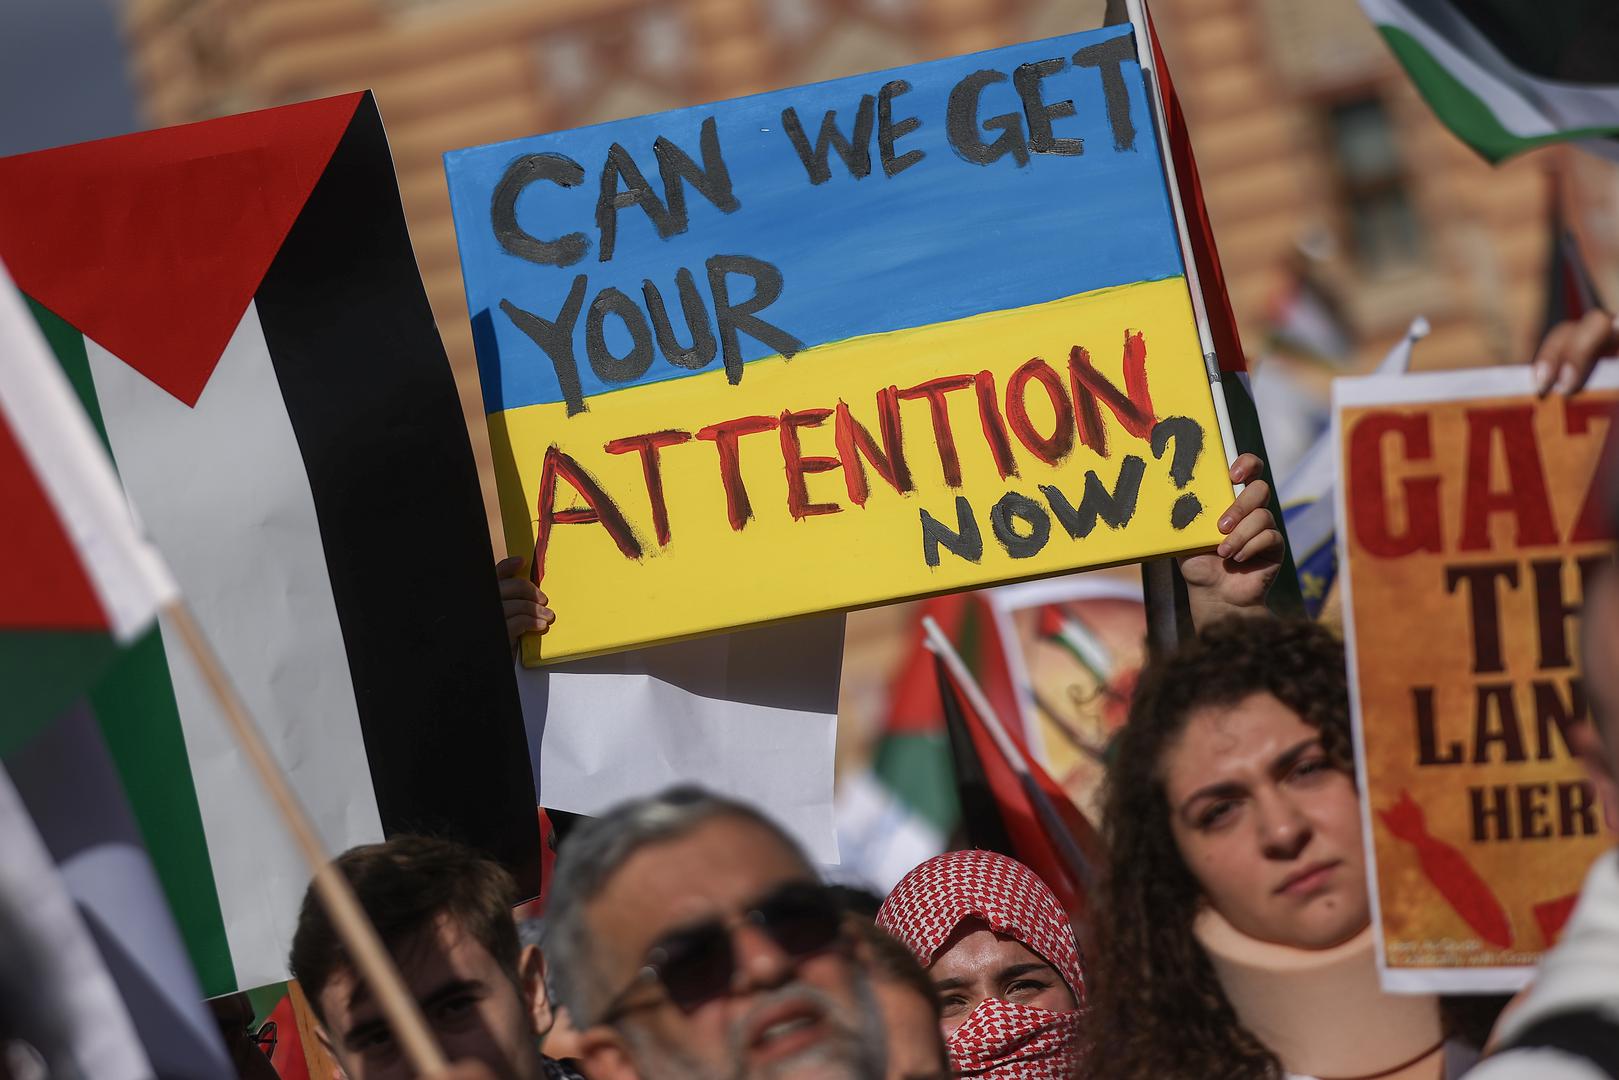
[446,24,1236,663]
[0,93,539,994]
[1335,363,1618,992]
[985,573,1145,826]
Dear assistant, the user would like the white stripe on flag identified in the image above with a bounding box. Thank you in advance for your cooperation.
[85,302,385,990]
[1360,0,1548,136]
[0,258,177,639]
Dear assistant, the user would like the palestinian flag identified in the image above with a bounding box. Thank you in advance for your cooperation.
[0,92,539,995]
[932,640,1102,926]
[873,594,1022,837]
[0,257,175,745]
[838,593,1030,890]
[1361,0,1619,163]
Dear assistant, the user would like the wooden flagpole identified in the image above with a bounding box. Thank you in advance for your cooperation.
[164,600,448,1076]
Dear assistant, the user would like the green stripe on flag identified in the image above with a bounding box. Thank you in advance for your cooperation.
[92,629,237,995]
[1380,27,1619,163]
[874,732,960,834]
[0,629,119,755]
[26,297,110,446]
[22,296,237,995]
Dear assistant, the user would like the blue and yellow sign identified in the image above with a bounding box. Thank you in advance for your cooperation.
[446,25,1232,662]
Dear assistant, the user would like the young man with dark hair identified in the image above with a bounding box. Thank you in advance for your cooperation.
[288,835,581,1080]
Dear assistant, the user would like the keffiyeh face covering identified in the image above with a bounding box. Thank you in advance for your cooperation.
[876,849,1087,1079]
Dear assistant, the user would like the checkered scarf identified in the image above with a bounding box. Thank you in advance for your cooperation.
[875,850,1086,1079]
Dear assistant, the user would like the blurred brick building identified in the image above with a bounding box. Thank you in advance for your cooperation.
[121,0,1619,751]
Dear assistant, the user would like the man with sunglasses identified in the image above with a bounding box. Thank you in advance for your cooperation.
[546,786,887,1080]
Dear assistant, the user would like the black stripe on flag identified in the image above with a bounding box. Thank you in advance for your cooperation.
[1414,0,1619,85]
[252,92,540,895]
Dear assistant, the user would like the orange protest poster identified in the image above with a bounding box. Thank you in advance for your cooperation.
[1334,363,1618,992]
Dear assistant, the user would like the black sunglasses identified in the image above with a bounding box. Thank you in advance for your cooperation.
[599,880,845,1022]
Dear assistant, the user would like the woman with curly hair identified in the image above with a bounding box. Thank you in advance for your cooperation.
[1086,617,1492,1079]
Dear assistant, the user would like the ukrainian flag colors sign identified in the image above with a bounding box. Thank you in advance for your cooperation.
[446,25,1233,662]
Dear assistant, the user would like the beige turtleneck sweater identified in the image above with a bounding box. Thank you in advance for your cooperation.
[1194,909,1452,1080]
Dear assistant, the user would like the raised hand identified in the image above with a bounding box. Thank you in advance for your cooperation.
[1178,453,1284,628]
[496,555,555,648]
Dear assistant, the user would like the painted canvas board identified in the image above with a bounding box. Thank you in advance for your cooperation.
[446,25,1235,662]
[1334,362,1617,992]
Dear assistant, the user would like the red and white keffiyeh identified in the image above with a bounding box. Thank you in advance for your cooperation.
[876,849,1086,1079]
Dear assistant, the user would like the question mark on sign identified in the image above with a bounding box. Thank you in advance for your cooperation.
[1151,417,1204,529]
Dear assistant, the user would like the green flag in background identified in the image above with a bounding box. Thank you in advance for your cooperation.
[1361,0,1619,163]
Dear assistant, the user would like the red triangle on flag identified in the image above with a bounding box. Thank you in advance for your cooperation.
[0,93,363,407]
[0,411,108,630]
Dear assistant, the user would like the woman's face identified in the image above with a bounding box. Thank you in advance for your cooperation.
[926,918,1078,1034]
[1160,691,1370,949]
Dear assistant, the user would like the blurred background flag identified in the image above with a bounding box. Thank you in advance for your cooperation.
[1360,0,1619,163]
[0,254,177,749]
[1541,174,1606,334]
[837,593,1024,892]
[6,705,232,1078]
[927,619,1102,926]
[1279,315,1428,618]
[0,762,151,1080]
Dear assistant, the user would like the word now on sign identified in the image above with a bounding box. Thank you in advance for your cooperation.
[445,24,1233,661]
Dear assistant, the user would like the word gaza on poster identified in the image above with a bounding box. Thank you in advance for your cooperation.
[446,25,1233,662]
[1335,363,1617,992]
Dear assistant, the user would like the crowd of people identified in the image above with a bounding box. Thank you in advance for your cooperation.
[269,561,1618,1079]
[194,307,1615,1080]
[65,311,1619,1080]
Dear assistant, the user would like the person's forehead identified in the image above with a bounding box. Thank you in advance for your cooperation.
[1163,692,1312,791]
[928,924,1045,979]
[318,913,507,1025]
[589,816,810,949]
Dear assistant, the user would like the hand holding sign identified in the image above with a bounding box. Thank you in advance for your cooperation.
[1178,453,1284,627]
[496,556,555,649]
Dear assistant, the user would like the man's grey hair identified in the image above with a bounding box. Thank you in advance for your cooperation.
[545,785,813,1025]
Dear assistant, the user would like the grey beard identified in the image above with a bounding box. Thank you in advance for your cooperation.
[624,972,885,1080]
